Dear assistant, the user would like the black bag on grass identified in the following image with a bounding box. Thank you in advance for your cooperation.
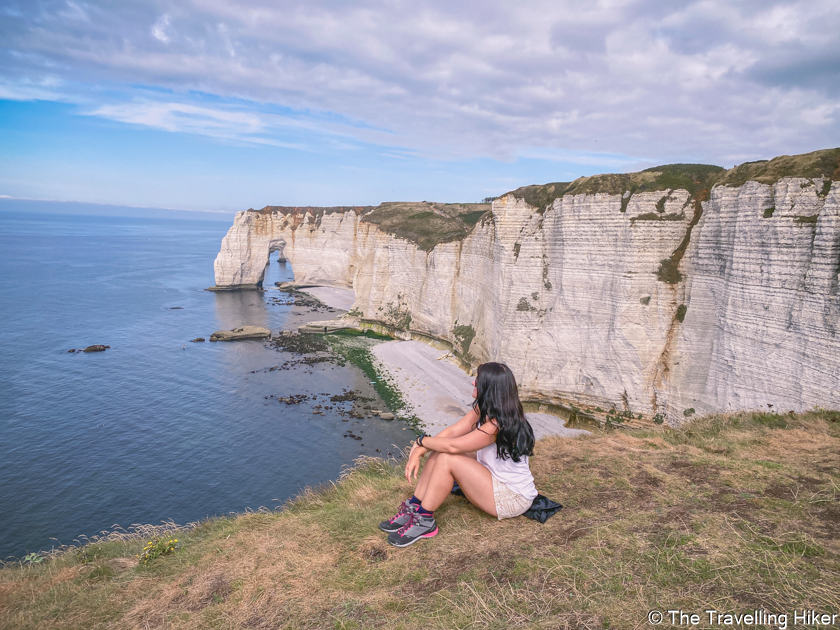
[450,482,563,523]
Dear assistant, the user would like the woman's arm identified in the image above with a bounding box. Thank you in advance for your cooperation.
[409,406,479,459]
[436,406,480,439]
[419,420,498,455]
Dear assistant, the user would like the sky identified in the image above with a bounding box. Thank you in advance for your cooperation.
[1,0,839,214]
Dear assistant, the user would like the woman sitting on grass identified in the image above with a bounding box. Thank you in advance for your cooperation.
[380,362,537,547]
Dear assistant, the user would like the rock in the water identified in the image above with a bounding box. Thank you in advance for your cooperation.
[190,338,205,342]
[68,349,76,353]
[83,345,110,352]
[379,412,396,421]
[209,326,271,342]
[298,318,361,334]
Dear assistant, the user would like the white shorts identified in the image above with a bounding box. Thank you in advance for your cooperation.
[491,475,533,520]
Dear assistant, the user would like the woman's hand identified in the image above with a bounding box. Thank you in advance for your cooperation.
[405,443,424,482]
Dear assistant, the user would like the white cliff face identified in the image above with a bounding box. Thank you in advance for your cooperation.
[674,178,839,417]
[213,179,840,422]
[212,208,369,289]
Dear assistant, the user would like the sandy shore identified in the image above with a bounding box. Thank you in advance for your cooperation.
[299,286,355,311]
[371,340,590,440]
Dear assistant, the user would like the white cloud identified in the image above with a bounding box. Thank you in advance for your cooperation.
[151,14,170,43]
[0,76,64,101]
[59,1,90,22]
[84,99,385,153]
[91,101,263,134]
[1,0,838,166]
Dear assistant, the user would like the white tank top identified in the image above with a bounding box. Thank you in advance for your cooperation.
[476,442,538,501]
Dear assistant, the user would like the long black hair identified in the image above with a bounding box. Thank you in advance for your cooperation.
[473,362,535,462]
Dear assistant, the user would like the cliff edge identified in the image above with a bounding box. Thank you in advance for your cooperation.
[212,148,840,423]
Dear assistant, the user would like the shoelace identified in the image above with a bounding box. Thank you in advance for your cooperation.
[397,511,420,536]
[388,501,409,524]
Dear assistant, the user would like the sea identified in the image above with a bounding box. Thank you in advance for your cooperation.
[0,211,412,560]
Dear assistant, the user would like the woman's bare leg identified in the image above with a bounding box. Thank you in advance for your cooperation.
[414,451,477,500]
[420,453,497,517]
[413,451,441,501]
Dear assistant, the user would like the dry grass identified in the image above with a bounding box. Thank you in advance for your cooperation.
[1,411,839,629]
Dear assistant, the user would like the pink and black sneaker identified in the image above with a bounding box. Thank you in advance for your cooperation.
[378,500,416,533]
[387,511,438,547]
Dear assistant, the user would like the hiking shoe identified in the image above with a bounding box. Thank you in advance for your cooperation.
[379,500,416,533]
[387,511,438,547]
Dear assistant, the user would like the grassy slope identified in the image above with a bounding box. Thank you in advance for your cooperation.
[1,411,838,629]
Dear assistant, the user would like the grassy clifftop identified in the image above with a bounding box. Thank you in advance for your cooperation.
[507,147,840,213]
[716,148,840,187]
[361,202,490,252]
[1,410,838,629]
[248,202,491,252]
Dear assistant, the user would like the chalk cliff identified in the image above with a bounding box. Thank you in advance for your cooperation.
[212,149,840,423]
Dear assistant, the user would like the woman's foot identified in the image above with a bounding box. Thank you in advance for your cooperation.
[387,511,438,547]
[378,500,416,532]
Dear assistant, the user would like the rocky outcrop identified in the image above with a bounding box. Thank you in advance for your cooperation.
[209,326,271,342]
[209,202,488,290]
[212,149,840,422]
[298,318,361,334]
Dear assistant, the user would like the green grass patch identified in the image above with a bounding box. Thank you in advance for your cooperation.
[630,212,686,224]
[657,257,683,284]
[326,334,423,430]
[452,324,476,358]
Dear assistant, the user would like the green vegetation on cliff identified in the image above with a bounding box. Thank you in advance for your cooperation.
[717,148,840,188]
[508,164,725,213]
[251,202,491,252]
[564,163,725,199]
[2,411,838,629]
[361,202,490,252]
[507,147,840,213]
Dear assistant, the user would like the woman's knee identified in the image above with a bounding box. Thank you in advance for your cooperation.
[436,452,474,470]
[430,452,454,469]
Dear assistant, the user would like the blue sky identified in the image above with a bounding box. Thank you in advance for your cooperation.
[1,0,839,214]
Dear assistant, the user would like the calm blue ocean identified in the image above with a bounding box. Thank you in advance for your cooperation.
[0,211,410,560]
